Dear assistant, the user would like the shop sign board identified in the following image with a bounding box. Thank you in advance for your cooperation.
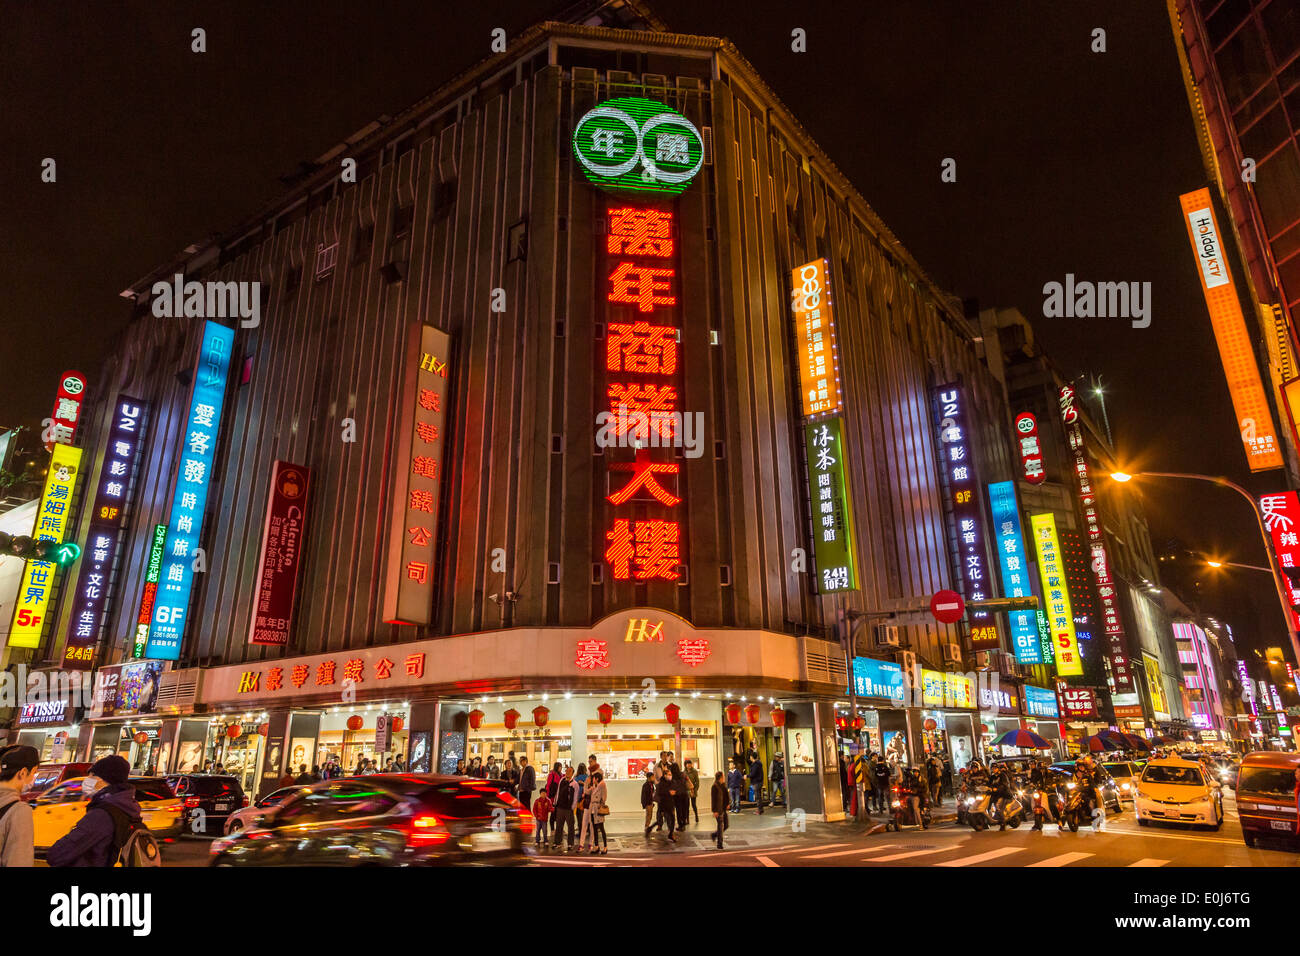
[1260,491,1300,632]
[1014,412,1045,483]
[1056,684,1097,719]
[572,97,704,196]
[63,396,148,669]
[921,669,975,709]
[804,416,858,592]
[988,481,1040,663]
[849,657,905,704]
[248,461,311,646]
[131,525,168,659]
[1022,684,1060,719]
[791,258,842,418]
[1029,512,1083,676]
[147,321,234,660]
[45,370,87,451]
[8,442,83,649]
[1179,187,1283,471]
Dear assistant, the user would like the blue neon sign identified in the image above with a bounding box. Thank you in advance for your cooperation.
[849,657,905,704]
[1023,683,1059,719]
[988,480,1041,663]
[146,321,234,660]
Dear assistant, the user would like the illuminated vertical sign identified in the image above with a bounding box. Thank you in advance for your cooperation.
[1143,652,1170,720]
[935,383,999,649]
[62,397,148,669]
[248,461,311,645]
[1061,387,1134,692]
[132,524,167,659]
[146,321,234,660]
[804,416,858,592]
[988,481,1040,663]
[1030,512,1083,677]
[1014,412,1045,484]
[791,258,842,419]
[7,443,83,649]
[45,370,87,452]
[1179,187,1283,471]
[601,203,683,582]
[1260,491,1300,633]
[383,326,451,624]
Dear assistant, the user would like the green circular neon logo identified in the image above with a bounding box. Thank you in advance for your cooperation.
[572,97,704,195]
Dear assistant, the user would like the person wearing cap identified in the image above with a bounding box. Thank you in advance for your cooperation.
[47,755,144,867]
[0,745,39,867]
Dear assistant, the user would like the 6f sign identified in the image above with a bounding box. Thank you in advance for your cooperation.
[573,97,704,195]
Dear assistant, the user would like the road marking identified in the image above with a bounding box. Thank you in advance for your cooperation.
[801,845,896,859]
[707,843,803,858]
[537,858,610,865]
[936,846,1024,867]
[756,855,779,867]
[1128,858,1169,867]
[868,847,952,862]
[1026,852,1094,867]
[1104,825,1242,846]
[788,843,851,855]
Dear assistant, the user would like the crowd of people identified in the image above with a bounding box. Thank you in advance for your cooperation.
[838,750,954,817]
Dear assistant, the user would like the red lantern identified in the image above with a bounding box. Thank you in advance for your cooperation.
[502,709,520,731]
[923,718,937,732]
[770,706,786,728]
[346,715,364,732]
[532,705,549,728]
[597,702,614,725]
[852,716,865,731]
[835,715,848,731]
[664,703,681,725]
[133,731,149,746]
[226,724,242,739]
[745,703,760,724]
[724,702,742,724]
[392,717,405,733]
[980,723,989,735]
[257,722,270,737]
[468,709,485,731]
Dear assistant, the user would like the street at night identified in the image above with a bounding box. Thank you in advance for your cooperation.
[4,0,1300,938]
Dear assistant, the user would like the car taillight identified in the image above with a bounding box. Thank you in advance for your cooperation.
[184,796,201,807]
[407,814,450,848]
[241,796,250,807]
[518,810,535,836]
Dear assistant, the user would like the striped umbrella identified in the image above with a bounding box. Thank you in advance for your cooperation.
[1083,731,1127,752]
[1119,732,1151,752]
[991,729,1052,749]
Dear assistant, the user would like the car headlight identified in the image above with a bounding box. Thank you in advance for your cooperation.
[1066,782,1076,790]
[1121,783,1131,790]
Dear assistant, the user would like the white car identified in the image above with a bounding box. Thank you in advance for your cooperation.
[1102,761,1141,803]
[1134,759,1223,830]
[223,785,312,835]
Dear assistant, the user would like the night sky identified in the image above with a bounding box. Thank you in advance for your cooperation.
[0,0,1284,652]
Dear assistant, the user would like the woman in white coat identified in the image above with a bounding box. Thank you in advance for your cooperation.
[579,770,609,854]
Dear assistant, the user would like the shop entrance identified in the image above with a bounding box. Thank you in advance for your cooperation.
[724,724,785,807]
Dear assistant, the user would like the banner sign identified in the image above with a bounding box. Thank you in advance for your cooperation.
[921,669,976,709]
[791,258,842,419]
[249,461,311,646]
[147,320,234,660]
[1143,652,1170,720]
[805,416,858,592]
[1023,684,1060,719]
[63,397,148,669]
[383,325,452,623]
[1260,491,1300,633]
[132,524,167,659]
[8,443,83,649]
[1014,412,1045,483]
[1030,512,1083,676]
[90,660,165,719]
[1179,187,1283,471]
[988,481,1040,663]
[849,657,905,704]
[1056,683,1097,719]
[45,370,87,451]
[935,383,999,648]
[572,97,704,196]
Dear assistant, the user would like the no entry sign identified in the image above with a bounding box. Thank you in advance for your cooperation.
[930,589,965,624]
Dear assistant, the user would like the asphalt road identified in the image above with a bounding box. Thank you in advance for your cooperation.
[151,792,1300,867]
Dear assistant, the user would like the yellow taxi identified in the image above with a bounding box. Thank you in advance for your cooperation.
[32,776,185,851]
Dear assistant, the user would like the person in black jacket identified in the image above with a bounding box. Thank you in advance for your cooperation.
[550,766,577,851]
[655,767,678,841]
[871,754,891,813]
[641,769,657,837]
[517,756,536,812]
[47,756,144,868]
[710,771,729,849]
[747,755,764,815]
[989,764,1014,830]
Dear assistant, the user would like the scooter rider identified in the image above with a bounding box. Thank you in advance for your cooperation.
[1029,758,1052,830]
[899,766,929,829]
[988,762,1014,830]
[1073,755,1100,824]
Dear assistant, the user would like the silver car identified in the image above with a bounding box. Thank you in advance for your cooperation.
[223,785,312,835]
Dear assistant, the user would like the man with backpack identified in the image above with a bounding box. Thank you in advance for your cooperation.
[0,745,39,867]
[47,755,156,867]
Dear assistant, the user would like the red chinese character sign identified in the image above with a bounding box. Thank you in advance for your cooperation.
[1261,491,1300,632]
[601,204,684,582]
[1014,412,1045,484]
[248,461,311,646]
[383,325,452,624]
[45,370,87,451]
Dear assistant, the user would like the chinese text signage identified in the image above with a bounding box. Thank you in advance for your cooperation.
[805,417,858,592]
[249,461,311,646]
[988,481,1040,663]
[8,443,83,649]
[132,524,167,659]
[1056,683,1097,719]
[791,258,842,418]
[572,97,704,196]
[849,657,905,704]
[1030,512,1083,676]
[1015,412,1045,483]
[1260,491,1300,633]
[1023,684,1060,719]
[46,370,87,451]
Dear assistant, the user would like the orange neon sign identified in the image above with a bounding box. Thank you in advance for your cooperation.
[791,258,842,418]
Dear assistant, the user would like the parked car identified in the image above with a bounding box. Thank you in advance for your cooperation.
[1102,761,1142,802]
[209,774,533,866]
[1051,761,1124,814]
[165,774,247,836]
[1134,758,1223,830]
[31,776,183,851]
[1234,751,1300,850]
[20,763,91,802]
[223,785,313,835]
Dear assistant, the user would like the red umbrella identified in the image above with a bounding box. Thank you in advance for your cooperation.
[1119,733,1151,752]
[1083,731,1126,752]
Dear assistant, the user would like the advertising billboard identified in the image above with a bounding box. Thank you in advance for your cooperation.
[248,461,311,646]
[1023,684,1060,719]
[1030,512,1083,676]
[1179,187,1283,471]
[146,321,234,660]
[791,258,842,419]
[1260,491,1300,633]
[849,657,905,704]
[804,416,858,592]
[988,480,1040,663]
[8,442,83,649]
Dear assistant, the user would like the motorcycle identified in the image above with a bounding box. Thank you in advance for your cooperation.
[888,785,932,830]
[1030,782,1064,828]
[1060,781,1099,832]
[965,786,1025,830]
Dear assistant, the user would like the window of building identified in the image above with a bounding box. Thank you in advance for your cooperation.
[1215,21,1272,110]
[1261,0,1300,67]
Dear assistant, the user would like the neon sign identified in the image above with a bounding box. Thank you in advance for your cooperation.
[132,524,167,659]
[1030,512,1083,676]
[8,443,82,649]
[791,258,842,418]
[573,97,704,195]
[1014,412,1044,483]
[804,416,858,592]
[988,481,1040,663]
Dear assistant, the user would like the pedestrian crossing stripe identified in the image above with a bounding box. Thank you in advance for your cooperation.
[1026,852,1094,867]
[936,846,1023,866]
[1127,858,1169,867]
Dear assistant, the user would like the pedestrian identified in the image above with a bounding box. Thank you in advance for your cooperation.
[684,758,701,823]
[47,756,143,867]
[768,752,786,806]
[671,756,689,828]
[293,763,313,785]
[941,755,954,799]
[551,765,577,851]
[353,756,366,776]
[279,766,297,789]
[484,755,498,780]
[726,759,743,813]
[392,754,404,772]
[517,755,535,811]
[926,753,942,806]
[871,753,891,813]
[0,745,39,868]
[531,790,553,848]
[309,764,322,782]
[748,754,765,814]
[574,761,588,807]
[656,766,678,842]
[502,757,519,795]
[641,769,657,836]
[582,770,608,854]
[577,765,595,852]
[710,770,730,849]
[544,761,563,800]
[455,758,467,775]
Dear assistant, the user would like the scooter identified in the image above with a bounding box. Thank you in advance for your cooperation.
[967,786,1025,830]
[1061,782,1098,832]
[1031,783,1064,829]
[888,785,932,831]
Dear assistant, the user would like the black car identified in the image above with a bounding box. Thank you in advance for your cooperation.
[208,774,532,866]
[165,774,247,836]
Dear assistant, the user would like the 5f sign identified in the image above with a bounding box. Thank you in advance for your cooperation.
[573,97,704,195]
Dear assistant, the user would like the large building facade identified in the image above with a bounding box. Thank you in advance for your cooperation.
[5,2,1106,811]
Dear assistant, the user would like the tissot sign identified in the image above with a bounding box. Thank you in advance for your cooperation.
[573,97,704,195]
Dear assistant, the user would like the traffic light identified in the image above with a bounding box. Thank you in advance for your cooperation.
[0,532,80,566]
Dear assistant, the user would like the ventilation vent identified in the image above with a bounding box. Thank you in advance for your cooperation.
[803,646,848,686]
[155,668,202,713]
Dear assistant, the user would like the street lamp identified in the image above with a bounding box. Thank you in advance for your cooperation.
[1108,470,1300,665]
[1204,558,1274,574]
